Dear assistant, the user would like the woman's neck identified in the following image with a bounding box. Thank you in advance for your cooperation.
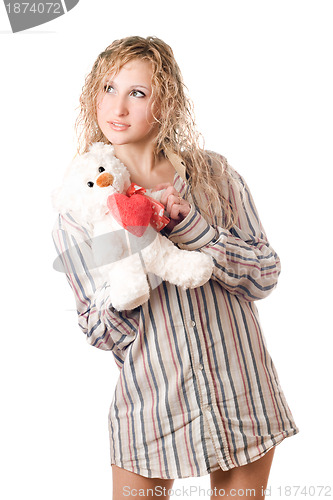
[113,142,175,189]
[113,143,163,178]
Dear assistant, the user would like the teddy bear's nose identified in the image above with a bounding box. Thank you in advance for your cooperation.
[96,172,114,187]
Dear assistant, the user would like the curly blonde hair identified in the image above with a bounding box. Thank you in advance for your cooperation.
[75,35,238,229]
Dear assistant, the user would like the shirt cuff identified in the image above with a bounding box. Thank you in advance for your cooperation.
[168,204,217,250]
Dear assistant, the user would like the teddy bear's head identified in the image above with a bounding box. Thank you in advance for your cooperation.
[52,142,131,225]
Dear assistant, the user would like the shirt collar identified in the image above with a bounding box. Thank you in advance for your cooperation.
[164,147,187,182]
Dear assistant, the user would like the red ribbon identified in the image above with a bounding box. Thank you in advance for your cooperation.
[125,183,170,232]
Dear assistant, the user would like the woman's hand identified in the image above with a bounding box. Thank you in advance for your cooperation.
[152,183,191,233]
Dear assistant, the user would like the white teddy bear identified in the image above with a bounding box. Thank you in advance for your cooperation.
[52,142,214,311]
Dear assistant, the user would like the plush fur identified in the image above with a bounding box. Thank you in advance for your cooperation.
[52,142,214,311]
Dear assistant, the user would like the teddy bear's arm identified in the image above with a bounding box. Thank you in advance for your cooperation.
[52,214,138,363]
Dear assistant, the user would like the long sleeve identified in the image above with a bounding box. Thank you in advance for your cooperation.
[168,161,281,302]
[52,212,138,365]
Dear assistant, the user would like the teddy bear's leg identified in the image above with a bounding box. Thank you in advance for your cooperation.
[107,253,150,311]
[140,233,214,289]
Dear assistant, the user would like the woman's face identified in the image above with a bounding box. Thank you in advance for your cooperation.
[96,59,159,147]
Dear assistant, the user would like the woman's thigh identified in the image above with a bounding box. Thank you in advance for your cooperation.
[210,447,275,499]
[111,464,175,499]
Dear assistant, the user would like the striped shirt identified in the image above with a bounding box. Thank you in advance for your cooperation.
[52,150,299,480]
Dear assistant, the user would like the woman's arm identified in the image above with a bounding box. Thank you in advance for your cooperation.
[52,213,138,363]
[167,161,281,302]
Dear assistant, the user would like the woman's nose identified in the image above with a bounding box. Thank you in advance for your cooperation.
[113,96,129,116]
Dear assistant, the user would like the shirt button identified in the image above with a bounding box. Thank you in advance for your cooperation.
[206,405,212,412]
[198,364,203,371]
[191,320,196,327]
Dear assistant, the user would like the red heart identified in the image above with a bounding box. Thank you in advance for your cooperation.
[107,193,153,237]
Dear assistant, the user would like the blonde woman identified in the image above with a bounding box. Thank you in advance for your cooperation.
[52,36,299,499]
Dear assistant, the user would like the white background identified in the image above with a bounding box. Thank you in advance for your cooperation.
[1,1,332,498]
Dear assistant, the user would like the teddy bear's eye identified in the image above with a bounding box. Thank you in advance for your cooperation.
[87,181,94,188]
[98,166,105,173]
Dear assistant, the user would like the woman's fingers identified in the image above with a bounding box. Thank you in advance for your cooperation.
[151,183,191,226]
[169,200,191,220]
[166,194,191,223]
[160,186,180,207]
[166,194,182,217]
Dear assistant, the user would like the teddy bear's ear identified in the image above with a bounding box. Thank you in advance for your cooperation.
[51,183,75,214]
[51,182,91,226]
[51,158,85,214]
[51,185,67,213]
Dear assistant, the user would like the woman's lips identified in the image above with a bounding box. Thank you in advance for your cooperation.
[107,121,130,131]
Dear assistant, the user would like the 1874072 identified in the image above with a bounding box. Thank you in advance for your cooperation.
[263,485,332,497]
[5,2,61,14]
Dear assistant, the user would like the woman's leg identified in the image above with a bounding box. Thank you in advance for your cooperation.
[210,447,275,499]
[111,464,175,499]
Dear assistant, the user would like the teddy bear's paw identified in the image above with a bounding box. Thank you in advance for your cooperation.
[111,290,150,312]
[109,277,150,310]
[163,251,214,289]
[183,252,214,288]
[106,252,151,311]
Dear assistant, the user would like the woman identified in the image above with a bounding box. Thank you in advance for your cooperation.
[52,35,299,499]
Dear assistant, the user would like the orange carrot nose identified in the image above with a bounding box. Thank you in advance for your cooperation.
[96,172,114,187]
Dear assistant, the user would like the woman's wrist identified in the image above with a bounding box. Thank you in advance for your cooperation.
[168,204,216,250]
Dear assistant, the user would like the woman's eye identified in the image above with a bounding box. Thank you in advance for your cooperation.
[87,181,94,188]
[103,85,145,98]
[104,84,115,93]
[98,166,105,173]
[131,89,145,98]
